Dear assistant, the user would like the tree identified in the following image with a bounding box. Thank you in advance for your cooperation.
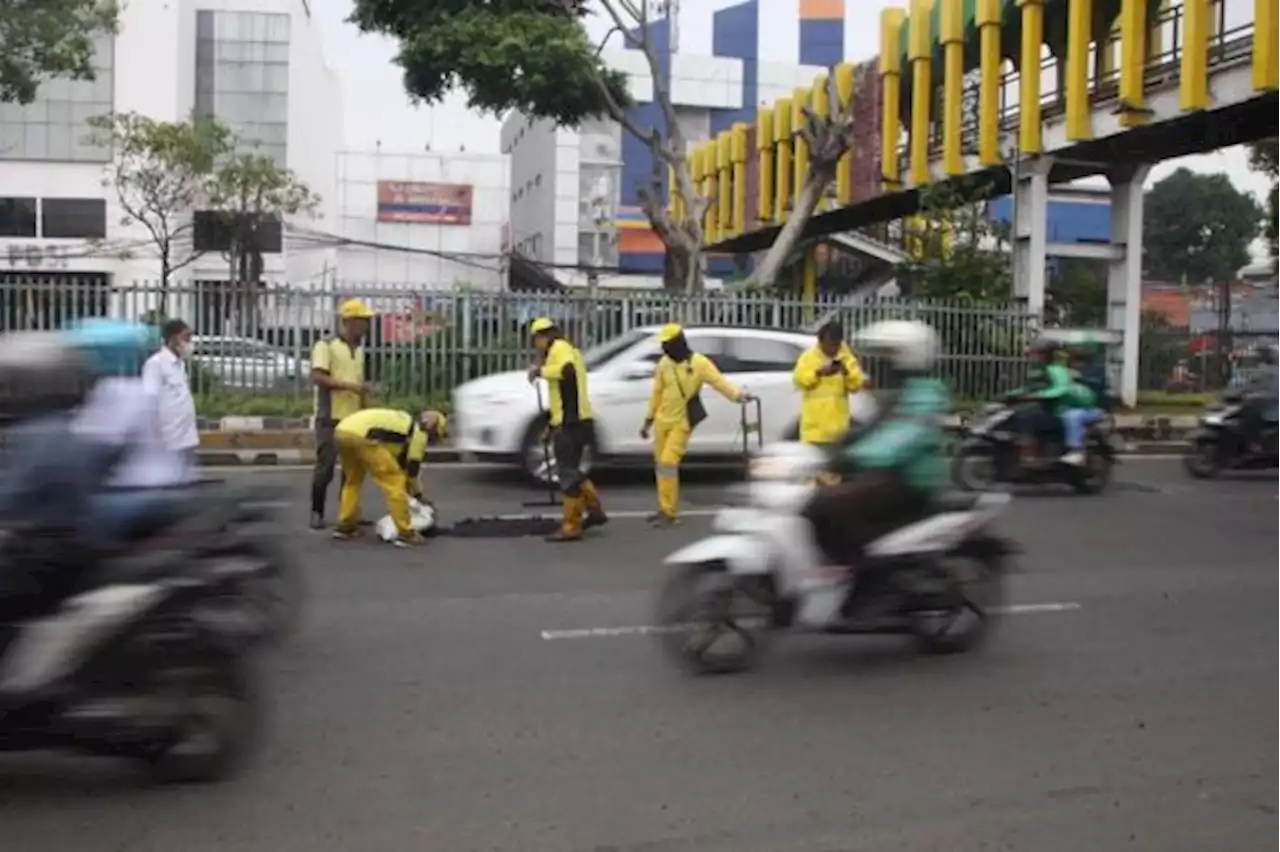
[208,152,321,293]
[1046,258,1107,326]
[88,112,236,308]
[1144,167,1261,285]
[1247,139,1278,262]
[0,0,119,104]
[349,0,717,291]
[893,182,1012,303]
[748,78,860,290]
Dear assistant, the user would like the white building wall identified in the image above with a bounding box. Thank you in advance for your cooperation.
[0,0,339,308]
[501,113,569,267]
[334,149,508,291]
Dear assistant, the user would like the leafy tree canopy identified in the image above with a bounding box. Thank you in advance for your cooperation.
[1144,167,1261,285]
[0,0,118,104]
[895,183,1012,303]
[1247,139,1278,260]
[210,152,320,217]
[347,0,630,125]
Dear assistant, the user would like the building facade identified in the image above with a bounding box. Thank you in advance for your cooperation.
[0,0,342,329]
[501,0,856,281]
[334,148,509,292]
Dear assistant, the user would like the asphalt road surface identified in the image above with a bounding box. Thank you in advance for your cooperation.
[2,461,1276,852]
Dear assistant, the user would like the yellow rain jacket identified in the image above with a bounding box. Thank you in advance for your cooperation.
[646,353,742,427]
[540,338,593,426]
[793,343,865,444]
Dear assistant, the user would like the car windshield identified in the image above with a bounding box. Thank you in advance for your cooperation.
[582,328,650,370]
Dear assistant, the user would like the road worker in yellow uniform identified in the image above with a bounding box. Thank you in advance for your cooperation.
[640,324,754,526]
[794,321,866,485]
[528,318,608,542]
[332,407,446,547]
[794,320,866,443]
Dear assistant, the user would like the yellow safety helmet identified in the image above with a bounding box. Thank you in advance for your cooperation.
[338,298,375,320]
[657,323,683,343]
[529,317,555,335]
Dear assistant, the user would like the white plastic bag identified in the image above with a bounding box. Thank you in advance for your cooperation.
[376,498,436,542]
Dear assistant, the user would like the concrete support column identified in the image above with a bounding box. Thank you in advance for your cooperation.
[1012,156,1053,320]
[1106,164,1152,407]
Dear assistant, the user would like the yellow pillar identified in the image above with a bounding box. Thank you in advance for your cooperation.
[792,87,811,209]
[731,123,748,235]
[1118,0,1149,127]
[716,130,733,237]
[1180,0,1210,110]
[1255,0,1279,92]
[879,9,906,191]
[802,248,818,324]
[907,0,934,187]
[940,0,965,177]
[756,108,775,223]
[834,62,854,204]
[1017,0,1045,154]
[691,143,707,239]
[976,0,1002,167]
[1065,0,1092,140]
[810,74,831,210]
[701,143,719,243]
[667,164,685,221]
[774,98,793,221]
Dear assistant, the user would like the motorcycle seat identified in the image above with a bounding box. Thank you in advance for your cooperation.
[931,490,984,513]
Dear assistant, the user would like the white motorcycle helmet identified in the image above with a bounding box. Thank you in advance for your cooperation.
[853,319,939,372]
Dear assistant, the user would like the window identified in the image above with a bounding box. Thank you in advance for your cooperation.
[726,337,802,373]
[687,334,731,370]
[0,35,113,163]
[0,198,38,237]
[195,10,290,163]
[41,198,106,239]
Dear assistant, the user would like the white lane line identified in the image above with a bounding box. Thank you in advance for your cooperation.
[539,601,1082,641]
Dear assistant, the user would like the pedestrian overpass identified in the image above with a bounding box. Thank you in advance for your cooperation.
[679,0,1278,404]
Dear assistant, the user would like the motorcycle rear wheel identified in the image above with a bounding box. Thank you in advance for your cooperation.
[654,562,772,676]
[951,446,1000,492]
[141,655,263,785]
[910,555,1004,655]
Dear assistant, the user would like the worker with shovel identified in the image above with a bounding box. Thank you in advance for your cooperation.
[527,318,608,542]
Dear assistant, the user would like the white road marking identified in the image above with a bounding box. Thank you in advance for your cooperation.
[538,601,1082,641]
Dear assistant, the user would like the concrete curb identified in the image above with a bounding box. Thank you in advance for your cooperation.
[197,440,1197,467]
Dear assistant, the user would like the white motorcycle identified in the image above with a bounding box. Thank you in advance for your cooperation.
[655,441,1016,675]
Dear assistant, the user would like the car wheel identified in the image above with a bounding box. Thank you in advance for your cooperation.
[518,418,594,488]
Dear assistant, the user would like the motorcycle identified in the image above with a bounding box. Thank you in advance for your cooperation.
[654,442,1015,675]
[1183,392,1279,478]
[109,482,304,646]
[0,533,264,784]
[951,400,1117,494]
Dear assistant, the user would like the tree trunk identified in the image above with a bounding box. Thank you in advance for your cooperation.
[752,173,829,288]
[663,235,702,293]
[158,253,171,316]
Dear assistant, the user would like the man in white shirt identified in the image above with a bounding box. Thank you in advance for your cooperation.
[142,318,200,477]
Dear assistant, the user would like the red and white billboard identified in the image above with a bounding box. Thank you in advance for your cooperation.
[376,181,473,226]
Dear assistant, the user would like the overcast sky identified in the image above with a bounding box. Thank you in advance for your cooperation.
[312,0,1269,206]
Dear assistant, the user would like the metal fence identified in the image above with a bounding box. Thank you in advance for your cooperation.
[1139,327,1278,394]
[0,278,1039,403]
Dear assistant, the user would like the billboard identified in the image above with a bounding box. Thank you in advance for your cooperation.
[376,181,473,225]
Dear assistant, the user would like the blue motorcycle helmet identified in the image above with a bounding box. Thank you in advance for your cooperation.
[62,318,159,378]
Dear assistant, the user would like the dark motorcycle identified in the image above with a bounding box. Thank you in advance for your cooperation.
[115,482,304,646]
[952,400,1117,494]
[1183,392,1279,478]
[0,532,264,784]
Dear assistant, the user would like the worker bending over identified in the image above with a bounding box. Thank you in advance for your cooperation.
[640,324,753,526]
[332,407,445,547]
[528,318,607,542]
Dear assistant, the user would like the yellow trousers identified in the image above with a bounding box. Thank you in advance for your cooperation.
[653,422,691,518]
[335,430,411,535]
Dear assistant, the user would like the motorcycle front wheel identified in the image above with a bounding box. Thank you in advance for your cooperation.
[1183,439,1223,479]
[654,562,773,676]
[951,444,1001,492]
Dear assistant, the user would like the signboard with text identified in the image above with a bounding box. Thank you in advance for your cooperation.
[376,181,473,226]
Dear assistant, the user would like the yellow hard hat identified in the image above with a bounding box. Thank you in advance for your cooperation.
[530,317,555,334]
[658,323,683,343]
[338,298,375,320]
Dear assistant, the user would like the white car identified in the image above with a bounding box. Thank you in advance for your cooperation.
[192,335,311,391]
[452,325,877,483]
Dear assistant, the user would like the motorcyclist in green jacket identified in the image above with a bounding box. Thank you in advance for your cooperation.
[804,320,949,578]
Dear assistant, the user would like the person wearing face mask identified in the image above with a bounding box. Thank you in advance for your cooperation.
[641,324,754,526]
[141,317,200,478]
